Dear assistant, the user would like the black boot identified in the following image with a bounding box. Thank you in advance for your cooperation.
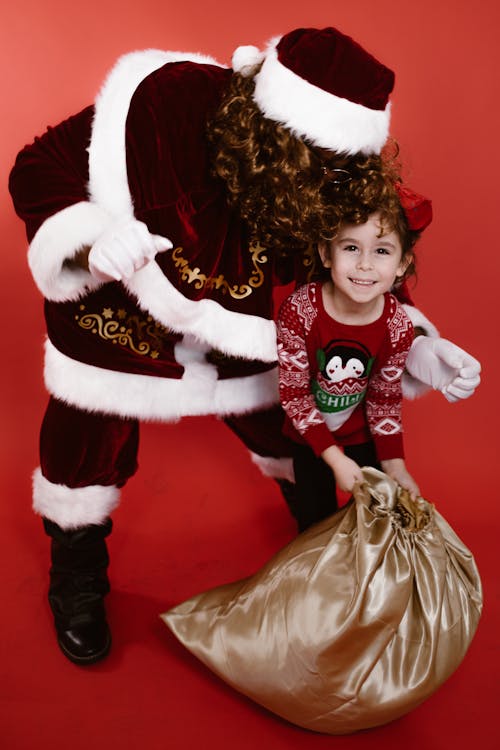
[43,517,112,665]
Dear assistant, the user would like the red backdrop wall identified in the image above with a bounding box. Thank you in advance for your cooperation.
[1,2,498,748]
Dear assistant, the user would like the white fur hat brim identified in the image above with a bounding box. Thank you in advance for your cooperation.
[251,39,390,155]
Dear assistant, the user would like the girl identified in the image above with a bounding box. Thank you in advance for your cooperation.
[277,182,431,531]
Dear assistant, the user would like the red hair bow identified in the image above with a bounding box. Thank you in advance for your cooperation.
[394,182,433,231]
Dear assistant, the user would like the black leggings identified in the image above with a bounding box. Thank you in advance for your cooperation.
[291,441,380,532]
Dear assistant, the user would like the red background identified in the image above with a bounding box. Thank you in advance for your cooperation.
[1,2,498,749]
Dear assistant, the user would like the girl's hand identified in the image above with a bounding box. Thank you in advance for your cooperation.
[381,458,420,499]
[321,445,363,493]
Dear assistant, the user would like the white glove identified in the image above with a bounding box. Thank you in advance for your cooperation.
[88,217,172,282]
[406,336,481,403]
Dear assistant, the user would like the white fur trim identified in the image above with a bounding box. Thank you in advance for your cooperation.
[253,40,390,155]
[402,304,439,338]
[28,202,110,302]
[401,305,439,399]
[32,467,120,529]
[232,45,265,75]
[401,371,432,400]
[89,48,223,217]
[43,338,280,420]
[251,453,294,482]
[125,261,278,362]
[88,48,277,361]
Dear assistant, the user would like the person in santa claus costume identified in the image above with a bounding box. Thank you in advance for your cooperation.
[9,27,480,665]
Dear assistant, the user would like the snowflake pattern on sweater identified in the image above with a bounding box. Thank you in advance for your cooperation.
[276,283,414,460]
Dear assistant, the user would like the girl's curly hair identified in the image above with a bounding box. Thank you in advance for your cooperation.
[207,69,419,266]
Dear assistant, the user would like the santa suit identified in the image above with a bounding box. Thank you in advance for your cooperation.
[9,50,434,529]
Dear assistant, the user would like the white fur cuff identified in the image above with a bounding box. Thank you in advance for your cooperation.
[32,468,120,529]
[402,304,439,338]
[251,453,294,483]
[401,372,432,400]
[401,304,439,399]
[28,201,111,301]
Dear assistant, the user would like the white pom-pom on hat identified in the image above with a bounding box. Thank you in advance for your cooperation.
[232,45,265,75]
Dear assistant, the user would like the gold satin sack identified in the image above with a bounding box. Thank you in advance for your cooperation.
[162,468,482,735]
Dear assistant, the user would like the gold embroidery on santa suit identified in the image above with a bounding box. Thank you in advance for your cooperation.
[302,242,322,281]
[75,305,171,358]
[169,240,268,299]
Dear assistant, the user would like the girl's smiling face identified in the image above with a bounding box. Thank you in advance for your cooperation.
[318,212,409,310]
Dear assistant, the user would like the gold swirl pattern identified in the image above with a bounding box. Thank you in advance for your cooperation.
[170,240,268,300]
[302,243,322,281]
[75,305,171,358]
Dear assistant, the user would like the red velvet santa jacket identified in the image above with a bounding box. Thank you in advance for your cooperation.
[9,50,434,422]
[277,284,414,460]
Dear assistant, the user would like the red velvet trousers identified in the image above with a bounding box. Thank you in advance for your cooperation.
[39,397,295,491]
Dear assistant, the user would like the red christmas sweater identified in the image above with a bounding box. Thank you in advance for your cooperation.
[277,283,414,460]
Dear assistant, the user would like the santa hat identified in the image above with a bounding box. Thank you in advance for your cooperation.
[232,27,395,156]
